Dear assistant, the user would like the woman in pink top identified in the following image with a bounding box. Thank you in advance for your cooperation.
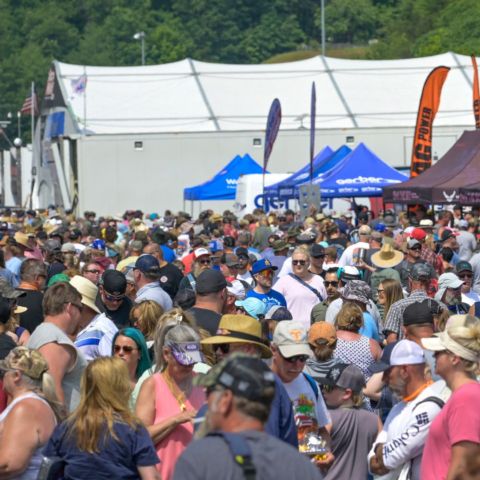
[273,246,327,328]
[421,314,480,480]
[136,323,205,480]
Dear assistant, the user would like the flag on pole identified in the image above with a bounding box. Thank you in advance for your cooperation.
[20,90,38,116]
[263,98,282,173]
[471,55,480,129]
[71,74,87,95]
[410,66,450,178]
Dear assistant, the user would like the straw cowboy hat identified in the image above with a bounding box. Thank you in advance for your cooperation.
[371,243,404,269]
[201,314,271,358]
[13,232,31,249]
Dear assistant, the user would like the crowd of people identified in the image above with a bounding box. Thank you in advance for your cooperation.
[0,203,479,479]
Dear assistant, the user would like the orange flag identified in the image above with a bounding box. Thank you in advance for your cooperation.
[410,66,450,177]
[472,55,480,129]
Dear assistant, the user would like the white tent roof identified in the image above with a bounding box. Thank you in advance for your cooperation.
[56,52,477,134]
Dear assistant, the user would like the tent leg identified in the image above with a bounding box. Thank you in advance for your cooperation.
[190,201,193,217]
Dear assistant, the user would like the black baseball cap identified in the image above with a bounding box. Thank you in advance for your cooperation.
[196,269,227,295]
[134,254,161,276]
[310,244,325,258]
[403,300,435,326]
[100,270,126,295]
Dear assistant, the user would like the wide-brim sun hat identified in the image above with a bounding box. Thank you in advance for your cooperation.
[371,243,404,269]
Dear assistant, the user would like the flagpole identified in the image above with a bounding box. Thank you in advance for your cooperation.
[30,81,34,146]
[83,66,87,130]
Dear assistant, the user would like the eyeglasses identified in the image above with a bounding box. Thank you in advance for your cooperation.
[85,269,101,274]
[199,259,211,265]
[103,292,125,303]
[324,281,339,288]
[281,353,309,363]
[214,344,230,354]
[292,260,307,266]
[113,345,138,354]
[377,288,385,293]
[458,273,473,279]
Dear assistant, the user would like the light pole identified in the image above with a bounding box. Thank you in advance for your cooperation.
[133,31,146,66]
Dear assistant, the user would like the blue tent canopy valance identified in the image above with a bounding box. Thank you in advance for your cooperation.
[302,143,407,198]
[183,154,265,201]
[265,145,352,199]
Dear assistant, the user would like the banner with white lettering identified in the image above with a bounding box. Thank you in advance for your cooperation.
[410,66,450,177]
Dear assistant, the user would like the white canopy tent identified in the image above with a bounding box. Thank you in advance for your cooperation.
[57,52,477,135]
[33,52,477,214]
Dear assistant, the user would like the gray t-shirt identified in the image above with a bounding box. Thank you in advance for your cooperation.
[325,407,378,480]
[173,430,321,480]
[28,322,87,413]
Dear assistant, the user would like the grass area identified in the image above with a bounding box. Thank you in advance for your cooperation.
[264,45,371,64]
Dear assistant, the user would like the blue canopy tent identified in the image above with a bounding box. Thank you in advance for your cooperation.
[183,154,264,201]
[264,146,333,198]
[302,143,407,197]
[265,145,352,199]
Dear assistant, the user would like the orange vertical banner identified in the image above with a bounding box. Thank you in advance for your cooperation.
[410,66,450,177]
[472,55,480,129]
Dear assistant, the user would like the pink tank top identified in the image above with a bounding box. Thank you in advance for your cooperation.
[153,373,205,480]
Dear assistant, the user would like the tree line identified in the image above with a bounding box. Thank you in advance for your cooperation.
[0,0,479,143]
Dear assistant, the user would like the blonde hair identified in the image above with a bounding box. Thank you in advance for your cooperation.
[66,357,139,453]
[130,300,164,341]
[292,245,310,261]
[335,302,364,332]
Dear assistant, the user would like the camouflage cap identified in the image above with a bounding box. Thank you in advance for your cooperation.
[342,280,371,304]
[409,262,433,281]
[0,346,48,380]
[194,352,275,403]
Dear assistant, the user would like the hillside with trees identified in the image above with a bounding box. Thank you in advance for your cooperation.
[1,0,479,142]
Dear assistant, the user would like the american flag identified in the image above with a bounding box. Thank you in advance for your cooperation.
[20,90,38,115]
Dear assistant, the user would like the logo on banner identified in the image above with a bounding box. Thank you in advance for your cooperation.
[225,178,237,185]
[442,190,457,203]
[336,176,401,185]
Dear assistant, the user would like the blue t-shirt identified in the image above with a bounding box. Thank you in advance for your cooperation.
[359,312,380,342]
[246,288,287,312]
[43,421,159,479]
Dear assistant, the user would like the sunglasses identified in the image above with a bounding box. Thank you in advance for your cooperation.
[85,269,101,274]
[458,273,473,279]
[321,384,342,393]
[103,292,125,302]
[113,345,138,354]
[199,259,211,265]
[214,344,230,354]
[257,269,273,278]
[292,260,307,266]
[324,281,338,288]
[409,246,422,251]
[281,353,309,363]
[65,301,83,313]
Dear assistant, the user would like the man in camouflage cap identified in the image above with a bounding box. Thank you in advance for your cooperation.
[174,353,321,480]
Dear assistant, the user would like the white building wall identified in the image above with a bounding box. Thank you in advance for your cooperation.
[76,124,470,216]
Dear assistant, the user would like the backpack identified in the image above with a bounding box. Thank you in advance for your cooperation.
[302,372,319,400]
[207,431,256,480]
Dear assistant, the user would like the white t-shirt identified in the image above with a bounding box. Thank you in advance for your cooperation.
[282,373,331,430]
[368,380,450,480]
[75,313,118,362]
[338,242,370,267]
[236,271,254,286]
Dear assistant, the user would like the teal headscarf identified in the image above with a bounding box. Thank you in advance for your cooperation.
[112,327,151,380]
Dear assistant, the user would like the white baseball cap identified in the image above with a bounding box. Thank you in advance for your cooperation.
[226,280,246,300]
[390,339,425,367]
[272,321,312,358]
[194,248,210,259]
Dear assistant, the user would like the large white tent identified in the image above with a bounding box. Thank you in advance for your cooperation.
[34,52,477,214]
[58,52,475,134]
